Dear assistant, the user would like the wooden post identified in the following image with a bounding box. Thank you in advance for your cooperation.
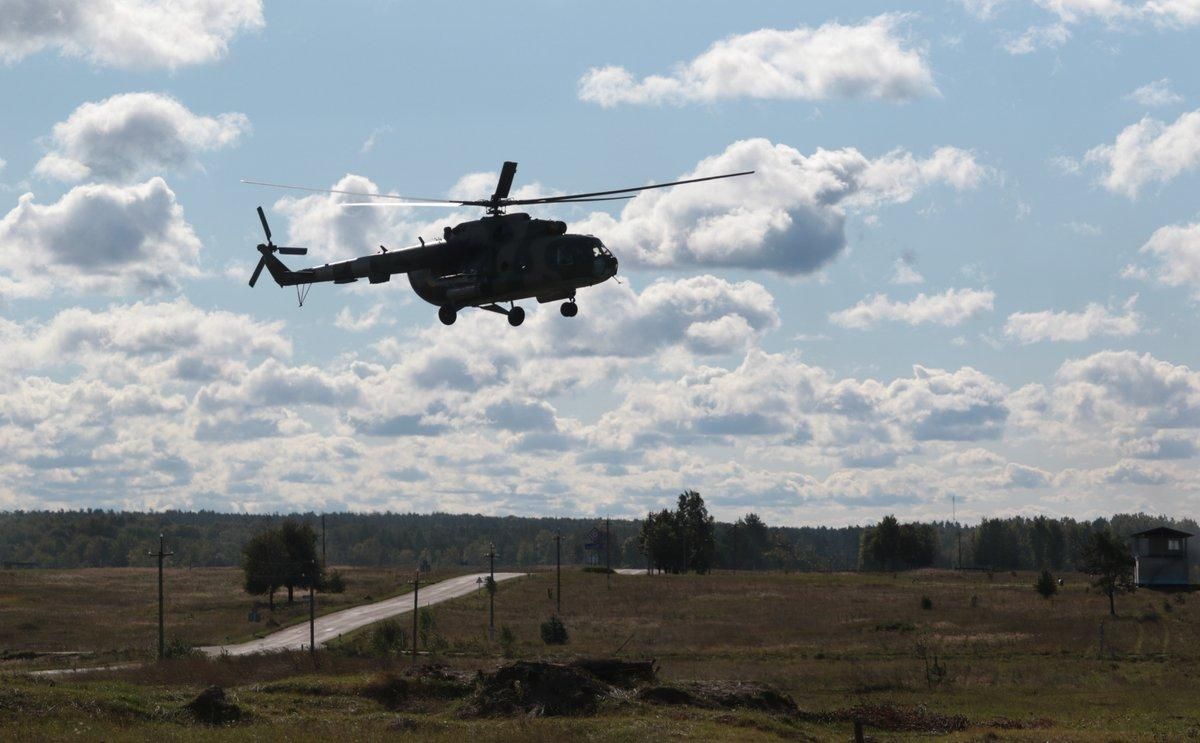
[411,570,420,663]
[487,544,496,640]
[555,532,562,614]
[854,719,865,743]
[308,561,316,665]
[147,534,174,661]
[606,516,611,589]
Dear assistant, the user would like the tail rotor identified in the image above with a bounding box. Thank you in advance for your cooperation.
[250,206,307,287]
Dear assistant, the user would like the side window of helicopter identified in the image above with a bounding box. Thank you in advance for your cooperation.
[552,240,574,268]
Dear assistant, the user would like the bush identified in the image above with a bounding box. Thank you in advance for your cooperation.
[371,619,407,657]
[581,566,614,574]
[499,625,516,659]
[324,569,346,594]
[164,637,201,659]
[1035,570,1058,600]
[540,616,569,645]
[920,596,933,611]
[969,594,979,608]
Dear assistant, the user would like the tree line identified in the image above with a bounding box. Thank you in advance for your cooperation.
[1,507,1195,575]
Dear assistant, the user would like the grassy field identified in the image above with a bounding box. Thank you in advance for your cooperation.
[0,565,462,666]
[3,567,1200,740]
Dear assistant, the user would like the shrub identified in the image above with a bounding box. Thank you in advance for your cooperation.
[499,625,516,659]
[1035,570,1058,600]
[540,616,569,645]
[581,566,614,574]
[164,637,201,659]
[969,594,979,608]
[324,569,346,594]
[920,596,933,611]
[371,619,407,656]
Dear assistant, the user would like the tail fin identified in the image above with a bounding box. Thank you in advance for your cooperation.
[249,207,307,287]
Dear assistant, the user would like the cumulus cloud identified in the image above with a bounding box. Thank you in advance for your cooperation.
[0,0,264,69]
[1054,350,1200,429]
[0,178,202,298]
[578,15,936,107]
[1086,109,1200,197]
[1135,222,1200,296]
[1126,78,1184,107]
[334,304,390,332]
[35,93,249,183]
[1004,297,1141,343]
[830,288,994,329]
[575,139,987,275]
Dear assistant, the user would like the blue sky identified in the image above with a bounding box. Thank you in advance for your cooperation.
[2,1,1200,525]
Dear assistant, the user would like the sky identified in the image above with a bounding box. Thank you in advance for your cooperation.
[2,1,1200,525]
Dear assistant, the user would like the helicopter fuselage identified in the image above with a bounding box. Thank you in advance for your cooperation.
[257,212,618,325]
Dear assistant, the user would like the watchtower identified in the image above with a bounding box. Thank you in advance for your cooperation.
[1130,527,1192,589]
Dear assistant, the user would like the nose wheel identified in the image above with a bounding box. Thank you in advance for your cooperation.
[560,301,578,318]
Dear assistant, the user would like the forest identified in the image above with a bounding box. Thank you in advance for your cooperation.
[0,506,1195,574]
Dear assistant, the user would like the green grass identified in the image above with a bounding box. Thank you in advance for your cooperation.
[3,567,1200,740]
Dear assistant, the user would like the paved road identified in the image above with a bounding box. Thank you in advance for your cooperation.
[201,572,524,656]
[615,568,648,575]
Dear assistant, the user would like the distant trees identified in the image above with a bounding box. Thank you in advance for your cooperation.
[1079,530,1136,617]
[639,490,716,574]
[725,513,770,569]
[241,518,323,608]
[859,515,938,571]
[973,518,1022,569]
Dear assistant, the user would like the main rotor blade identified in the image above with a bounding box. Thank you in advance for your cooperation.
[276,247,308,255]
[502,170,755,206]
[492,161,517,201]
[249,258,266,288]
[257,206,271,242]
[243,179,466,205]
[339,202,467,208]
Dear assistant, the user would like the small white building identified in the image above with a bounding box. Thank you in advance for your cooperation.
[1131,527,1192,589]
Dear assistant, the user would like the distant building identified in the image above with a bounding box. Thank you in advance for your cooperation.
[1130,527,1192,589]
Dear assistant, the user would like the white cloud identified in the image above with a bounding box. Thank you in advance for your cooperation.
[334,304,391,332]
[1066,221,1101,235]
[34,93,249,183]
[1054,350,1200,429]
[575,139,987,275]
[1037,0,1200,26]
[1003,297,1141,343]
[0,178,202,298]
[0,0,264,69]
[360,125,393,154]
[1086,109,1200,197]
[578,15,937,106]
[959,0,1010,19]
[830,288,995,329]
[1126,78,1184,107]
[1003,23,1071,54]
[1136,221,1200,295]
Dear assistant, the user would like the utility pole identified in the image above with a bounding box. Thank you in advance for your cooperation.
[411,569,420,664]
[486,543,496,640]
[321,514,327,568]
[147,534,173,661]
[554,532,562,614]
[606,516,612,589]
[308,560,316,665]
[953,495,962,570]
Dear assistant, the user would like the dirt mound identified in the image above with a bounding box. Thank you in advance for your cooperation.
[460,661,614,717]
[804,703,967,733]
[362,665,472,709]
[568,658,656,688]
[183,686,244,725]
[637,681,797,714]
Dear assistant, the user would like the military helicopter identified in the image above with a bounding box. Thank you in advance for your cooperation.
[245,162,752,326]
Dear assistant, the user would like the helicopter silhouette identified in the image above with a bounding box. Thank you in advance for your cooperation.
[245,162,752,326]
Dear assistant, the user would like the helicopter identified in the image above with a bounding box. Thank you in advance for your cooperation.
[245,162,752,326]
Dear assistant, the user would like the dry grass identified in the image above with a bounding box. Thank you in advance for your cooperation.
[4,567,1200,740]
[0,566,460,665]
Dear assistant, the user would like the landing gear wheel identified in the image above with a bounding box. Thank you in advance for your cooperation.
[438,306,457,325]
[508,306,525,327]
[560,301,578,318]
